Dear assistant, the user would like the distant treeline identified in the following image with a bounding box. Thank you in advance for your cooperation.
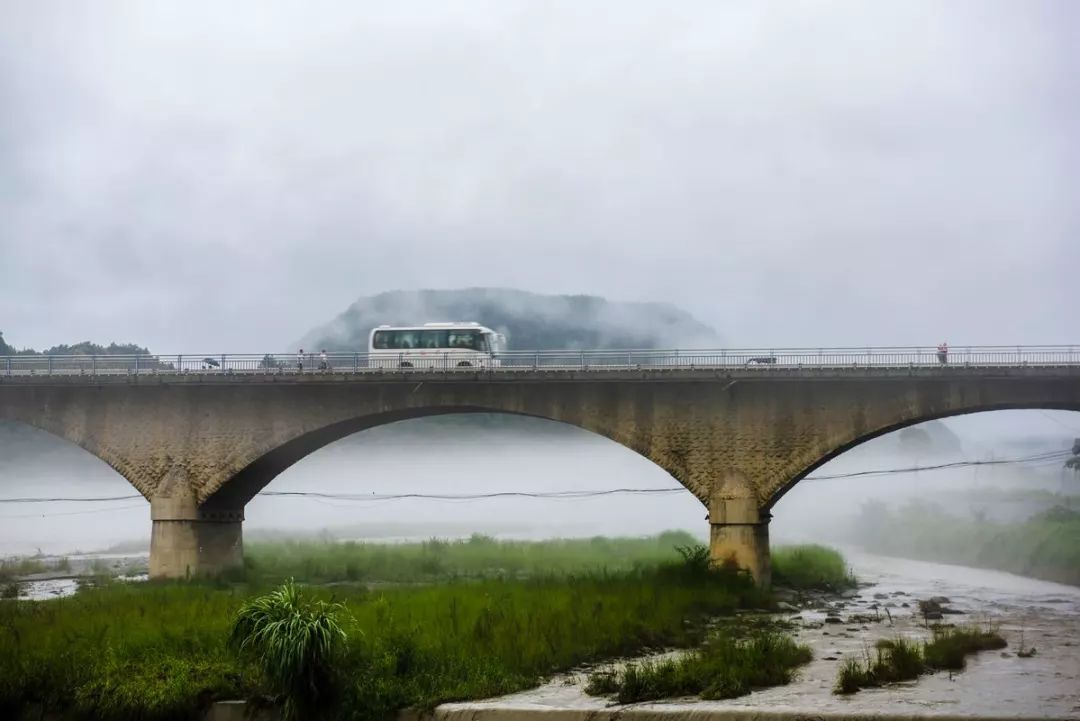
[852,499,1080,586]
[0,332,150,357]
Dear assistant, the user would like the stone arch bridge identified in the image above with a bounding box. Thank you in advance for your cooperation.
[2,350,1078,585]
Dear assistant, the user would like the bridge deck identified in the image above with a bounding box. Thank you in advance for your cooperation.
[2,346,1078,384]
[2,364,1078,386]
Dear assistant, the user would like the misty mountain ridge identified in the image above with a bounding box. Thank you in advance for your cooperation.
[835,419,964,467]
[296,288,721,351]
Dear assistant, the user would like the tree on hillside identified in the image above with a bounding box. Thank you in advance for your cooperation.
[41,341,151,356]
[1067,438,1080,474]
[0,332,11,356]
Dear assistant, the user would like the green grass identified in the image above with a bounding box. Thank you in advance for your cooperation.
[0,557,50,582]
[771,544,856,590]
[0,559,769,721]
[0,535,857,719]
[243,531,702,584]
[923,626,1007,671]
[834,637,924,694]
[246,534,854,592]
[834,626,1006,694]
[585,632,812,703]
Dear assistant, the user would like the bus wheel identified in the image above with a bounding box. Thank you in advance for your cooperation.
[456,361,472,368]
[399,362,413,369]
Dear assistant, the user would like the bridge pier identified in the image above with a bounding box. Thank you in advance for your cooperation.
[708,496,771,587]
[149,495,244,579]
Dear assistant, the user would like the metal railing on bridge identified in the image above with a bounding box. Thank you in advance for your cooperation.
[1,346,1078,377]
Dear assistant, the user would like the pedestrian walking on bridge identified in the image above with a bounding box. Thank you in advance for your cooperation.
[937,341,948,364]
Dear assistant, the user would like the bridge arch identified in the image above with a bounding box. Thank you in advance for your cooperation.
[0,419,150,557]
[201,405,708,512]
[763,401,1080,512]
[0,417,154,500]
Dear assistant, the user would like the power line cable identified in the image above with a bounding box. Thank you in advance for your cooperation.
[0,449,1070,507]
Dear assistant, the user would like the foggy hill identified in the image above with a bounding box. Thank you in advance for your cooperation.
[894,420,964,456]
[295,288,720,351]
[833,419,965,466]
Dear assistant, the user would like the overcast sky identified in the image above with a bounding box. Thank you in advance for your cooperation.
[1,1,1077,352]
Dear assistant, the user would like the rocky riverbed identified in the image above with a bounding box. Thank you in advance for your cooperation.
[440,550,1080,718]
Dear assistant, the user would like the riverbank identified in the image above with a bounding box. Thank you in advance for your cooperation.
[0,536,856,721]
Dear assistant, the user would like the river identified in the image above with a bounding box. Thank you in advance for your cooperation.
[440,549,1080,719]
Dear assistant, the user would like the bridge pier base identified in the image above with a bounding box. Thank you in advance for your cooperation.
[149,496,244,579]
[709,496,771,587]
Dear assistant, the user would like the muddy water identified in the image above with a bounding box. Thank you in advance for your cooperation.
[445,550,1080,718]
[3,551,148,600]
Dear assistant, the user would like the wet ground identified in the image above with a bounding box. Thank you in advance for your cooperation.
[5,547,1078,717]
[443,550,1080,718]
[3,551,147,600]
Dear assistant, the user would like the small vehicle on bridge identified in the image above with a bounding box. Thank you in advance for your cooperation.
[368,322,506,369]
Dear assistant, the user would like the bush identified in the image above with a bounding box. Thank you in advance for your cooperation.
[772,545,855,590]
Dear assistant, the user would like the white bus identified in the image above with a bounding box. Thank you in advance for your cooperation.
[368,322,506,369]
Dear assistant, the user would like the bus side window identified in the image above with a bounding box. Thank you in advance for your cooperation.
[449,331,477,350]
[422,330,442,349]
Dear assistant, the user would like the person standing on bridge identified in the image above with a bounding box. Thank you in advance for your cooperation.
[297,348,304,373]
[319,349,329,371]
[937,341,948,364]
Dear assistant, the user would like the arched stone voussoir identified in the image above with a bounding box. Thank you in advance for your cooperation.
[197,404,711,510]
[0,413,156,500]
[760,398,1080,512]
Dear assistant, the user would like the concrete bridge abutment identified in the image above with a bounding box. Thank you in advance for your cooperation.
[149,494,244,579]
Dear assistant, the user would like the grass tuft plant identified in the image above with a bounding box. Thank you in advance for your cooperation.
[231,579,347,721]
[586,633,812,704]
[834,626,1006,694]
